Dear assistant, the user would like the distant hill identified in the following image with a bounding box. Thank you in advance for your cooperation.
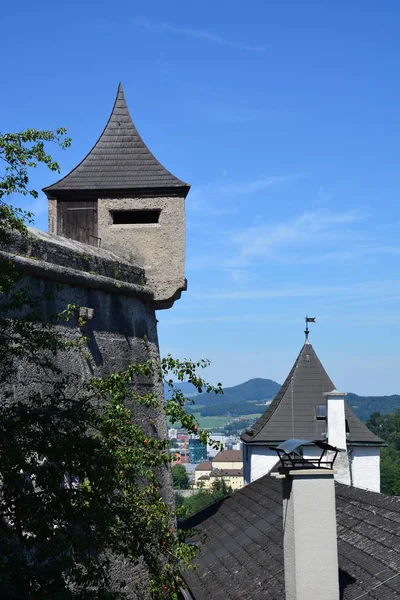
[164,378,400,423]
[163,381,198,399]
[192,377,281,406]
[347,393,400,422]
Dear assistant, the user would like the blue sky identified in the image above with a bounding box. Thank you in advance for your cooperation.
[3,1,400,394]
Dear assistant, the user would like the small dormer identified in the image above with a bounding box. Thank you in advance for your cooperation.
[43,83,190,308]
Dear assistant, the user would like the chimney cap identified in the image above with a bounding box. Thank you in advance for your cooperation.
[269,438,343,471]
[323,389,347,397]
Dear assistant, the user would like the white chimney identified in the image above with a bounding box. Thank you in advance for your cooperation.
[281,469,340,600]
[325,390,351,485]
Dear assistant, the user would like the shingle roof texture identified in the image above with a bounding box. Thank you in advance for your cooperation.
[241,342,382,445]
[182,475,400,600]
[210,468,244,477]
[195,461,212,472]
[44,83,189,194]
[213,450,243,463]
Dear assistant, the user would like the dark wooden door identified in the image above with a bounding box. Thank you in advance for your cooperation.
[57,201,98,246]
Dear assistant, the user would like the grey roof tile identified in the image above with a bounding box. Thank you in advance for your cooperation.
[182,475,400,600]
[44,83,189,195]
[241,342,383,446]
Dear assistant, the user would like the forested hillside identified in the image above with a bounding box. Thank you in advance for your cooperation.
[347,393,400,421]
[167,378,400,423]
[187,378,280,417]
[366,410,400,495]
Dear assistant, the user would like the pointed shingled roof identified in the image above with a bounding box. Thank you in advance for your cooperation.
[241,343,383,445]
[44,83,189,196]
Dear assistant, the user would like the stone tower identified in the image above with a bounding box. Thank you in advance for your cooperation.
[2,84,191,597]
[44,83,189,309]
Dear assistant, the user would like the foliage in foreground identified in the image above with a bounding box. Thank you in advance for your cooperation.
[366,410,400,496]
[0,128,223,598]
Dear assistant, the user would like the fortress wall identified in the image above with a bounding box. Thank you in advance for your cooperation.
[3,229,174,598]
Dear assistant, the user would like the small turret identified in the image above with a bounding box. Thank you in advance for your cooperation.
[44,83,190,308]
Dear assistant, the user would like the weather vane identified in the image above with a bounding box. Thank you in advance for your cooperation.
[304,315,316,341]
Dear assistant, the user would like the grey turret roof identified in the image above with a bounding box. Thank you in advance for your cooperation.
[241,343,383,446]
[44,83,189,196]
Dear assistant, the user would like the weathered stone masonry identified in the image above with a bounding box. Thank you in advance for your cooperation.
[3,227,173,598]
[3,82,191,596]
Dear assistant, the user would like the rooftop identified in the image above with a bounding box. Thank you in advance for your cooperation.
[213,450,243,463]
[195,461,212,472]
[44,83,189,197]
[182,474,400,600]
[210,468,244,477]
[241,343,383,446]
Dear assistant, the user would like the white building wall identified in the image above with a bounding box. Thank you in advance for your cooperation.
[244,443,380,491]
[351,447,380,493]
[245,446,326,484]
[245,446,279,484]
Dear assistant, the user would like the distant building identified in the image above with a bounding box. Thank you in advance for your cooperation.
[189,437,207,464]
[212,449,243,471]
[207,434,242,457]
[194,460,212,487]
[194,450,244,489]
[210,468,243,490]
[241,337,383,491]
[168,428,178,439]
[180,452,189,464]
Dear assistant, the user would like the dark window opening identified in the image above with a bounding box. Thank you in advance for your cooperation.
[112,210,160,225]
[315,404,327,420]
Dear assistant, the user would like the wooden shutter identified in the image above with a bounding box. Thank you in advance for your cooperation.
[57,201,99,247]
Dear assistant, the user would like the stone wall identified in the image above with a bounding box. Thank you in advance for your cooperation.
[2,228,174,598]
[98,194,186,308]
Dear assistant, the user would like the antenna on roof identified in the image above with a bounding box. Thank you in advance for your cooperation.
[304,315,316,343]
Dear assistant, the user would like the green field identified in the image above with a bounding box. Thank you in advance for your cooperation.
[168,413,262,431]
[191,413,231,430]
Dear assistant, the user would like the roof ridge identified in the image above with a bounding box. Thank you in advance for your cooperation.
[241,343,307,441]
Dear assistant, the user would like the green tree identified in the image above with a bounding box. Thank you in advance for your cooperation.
[174,493,185,510]
[181,479,232,518]
[171,464,190,489]
[366,410,400,495]
[0,128,223,598]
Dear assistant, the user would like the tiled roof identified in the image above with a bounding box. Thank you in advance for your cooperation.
[210,468,244,477]
[182,475,400,600]
[241,343,383,446]
[195,461,212,472]
[44,83,189,196]
[197,475,210,481]
[212,450,243,463]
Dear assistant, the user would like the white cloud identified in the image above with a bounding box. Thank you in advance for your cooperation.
[230,269,257,284]
[197,279,400,303]
[133,17,266,52]
[195,208,367,269]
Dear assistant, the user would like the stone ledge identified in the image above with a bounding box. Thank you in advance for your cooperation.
[6,228,147,287]
[1,228,154,302]
[0,250,153,301]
